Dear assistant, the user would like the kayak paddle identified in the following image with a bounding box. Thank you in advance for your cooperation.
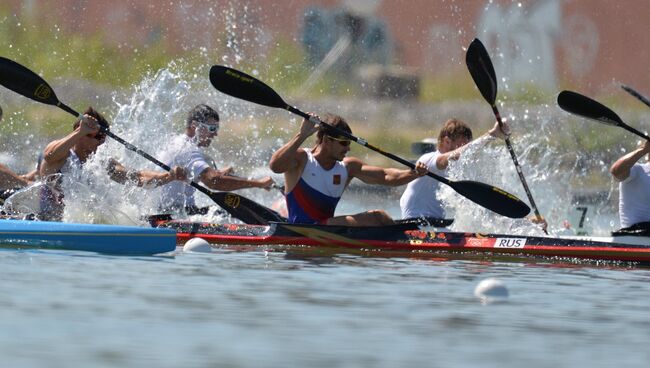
[209,65,531,219]
[466,38,545,229]
[621,84,650,109]
[557,90,650,140]
[0,56,284,225]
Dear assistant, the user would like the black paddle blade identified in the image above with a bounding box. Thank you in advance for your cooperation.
[209,191,286,225]
[557,90,623,126]
[466,38,497,104]
[450,180,530,218]
[0,57,61,106]
[209,65,287,109]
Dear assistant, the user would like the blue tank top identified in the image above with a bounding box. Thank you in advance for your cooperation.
[286,150,348,224]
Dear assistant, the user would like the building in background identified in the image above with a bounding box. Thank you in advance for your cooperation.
[3,0,648,96]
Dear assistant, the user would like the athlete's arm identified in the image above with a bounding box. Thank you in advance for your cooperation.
[345,157,427,186]
[199,167,274,191]
[611,140,650,181]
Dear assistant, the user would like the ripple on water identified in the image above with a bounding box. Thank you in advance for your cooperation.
[1,248,650,367]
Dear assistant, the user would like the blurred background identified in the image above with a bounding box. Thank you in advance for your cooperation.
[2,0,646,97]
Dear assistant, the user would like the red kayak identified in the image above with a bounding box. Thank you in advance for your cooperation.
[153,219,650,264]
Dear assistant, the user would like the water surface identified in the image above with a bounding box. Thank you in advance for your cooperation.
[1,247,649,368]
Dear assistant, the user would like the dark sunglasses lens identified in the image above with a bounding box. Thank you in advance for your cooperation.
[199,123,218,132]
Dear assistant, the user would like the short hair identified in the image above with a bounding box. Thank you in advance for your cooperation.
[316,113,352,144]
[437,118,472,146]
[186,104,219,127]
[73,106,109,130]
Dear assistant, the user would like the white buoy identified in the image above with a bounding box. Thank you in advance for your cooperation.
[183,237,212,253]
[474,278,509,302]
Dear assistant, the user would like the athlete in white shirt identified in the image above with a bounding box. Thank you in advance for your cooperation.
[400,118,509,219]
[157,104,274,213]
[610,140,650,228]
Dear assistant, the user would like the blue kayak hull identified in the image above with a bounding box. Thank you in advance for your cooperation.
[0,219,176,255]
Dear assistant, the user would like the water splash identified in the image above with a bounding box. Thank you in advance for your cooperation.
[48,60,284,225]
[437,103,620,236]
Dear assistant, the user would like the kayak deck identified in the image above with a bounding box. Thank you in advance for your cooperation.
[0,219,176,255]
[158,220,650,263]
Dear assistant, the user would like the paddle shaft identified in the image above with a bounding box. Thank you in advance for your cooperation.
[465,39,543,226]
[55,102,223,201]
[620,86,650,138]
[491,104,544,221]
[285,106,452,185]
[619,122,650,141]
[622,85,650,109]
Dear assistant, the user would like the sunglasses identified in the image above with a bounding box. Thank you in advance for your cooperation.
[328,136,351,147]
[197,121,219,133]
